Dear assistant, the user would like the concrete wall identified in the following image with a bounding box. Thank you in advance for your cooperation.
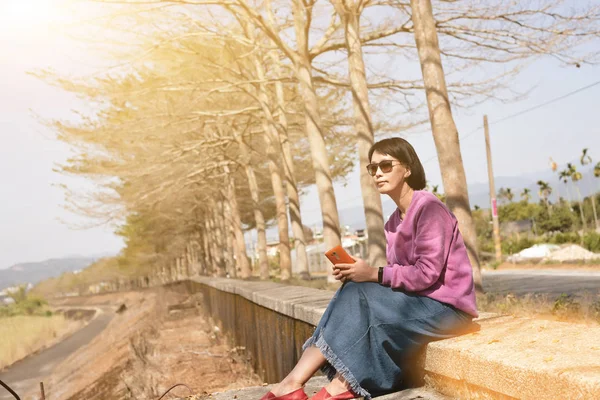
[180,278,600,400]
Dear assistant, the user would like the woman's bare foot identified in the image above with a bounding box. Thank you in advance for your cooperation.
[270,378,304,396]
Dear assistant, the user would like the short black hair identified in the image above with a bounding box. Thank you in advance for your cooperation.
[368,138,426,190]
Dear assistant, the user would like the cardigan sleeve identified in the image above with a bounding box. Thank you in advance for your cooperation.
[381,202,455,291]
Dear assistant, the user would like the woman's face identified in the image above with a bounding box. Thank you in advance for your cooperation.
[369,151,410,195]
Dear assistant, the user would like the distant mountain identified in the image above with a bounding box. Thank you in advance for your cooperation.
[338,165,599,230]
[0,256,100,291]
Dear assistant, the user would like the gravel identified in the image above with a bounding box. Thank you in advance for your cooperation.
[544,244,600,262]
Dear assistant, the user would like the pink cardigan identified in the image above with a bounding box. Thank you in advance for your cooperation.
[381,191,478,317]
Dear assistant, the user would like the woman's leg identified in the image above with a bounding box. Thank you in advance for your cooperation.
[323,374,352,396]
[270,346,327,396]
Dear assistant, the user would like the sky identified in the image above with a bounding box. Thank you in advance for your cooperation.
[1,1,600,268]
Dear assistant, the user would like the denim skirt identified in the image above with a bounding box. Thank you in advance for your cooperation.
[303,282,473,399]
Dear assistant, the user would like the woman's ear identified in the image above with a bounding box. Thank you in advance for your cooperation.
[405,169,411,178]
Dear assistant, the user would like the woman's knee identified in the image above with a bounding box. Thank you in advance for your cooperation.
[339,281,362,298]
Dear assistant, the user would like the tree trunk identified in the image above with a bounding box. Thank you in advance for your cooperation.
[291,0,342,283]
[222,197,237,278]
[202,221,213,276]
[269,51,310,279]
[224,165,252,278]
[410,0,483,292]
[196,230,208,276]
[185,242,193,277]
[563,182,573,210]
[217,200,232,276]
[587,180,599,230]
[575,185,588,231]
[235,132,270,279]
[209,207,226,277]
[241,33,294,280]
[263,123,293,281]
[333,0,386,268]
[592,196,599,230]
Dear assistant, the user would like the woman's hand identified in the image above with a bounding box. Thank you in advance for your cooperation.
[332,256,379,283]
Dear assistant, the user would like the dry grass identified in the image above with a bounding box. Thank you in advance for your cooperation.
[0,314,82,370]
[280,275,600,325]
[476,291,600,324]
[36,287,261,400]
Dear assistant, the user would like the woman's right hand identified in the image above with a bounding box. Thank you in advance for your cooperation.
[333,256,378,283]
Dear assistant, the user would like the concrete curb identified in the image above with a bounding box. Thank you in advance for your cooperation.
[189,376,451,400]
[193,277,600,399]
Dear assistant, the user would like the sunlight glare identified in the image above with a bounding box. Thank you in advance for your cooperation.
[1,0,68,35]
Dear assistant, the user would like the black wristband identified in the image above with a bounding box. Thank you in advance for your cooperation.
[378,267,384,284]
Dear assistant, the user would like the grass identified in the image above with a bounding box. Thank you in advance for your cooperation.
[0,314,79,370]
[476,291,600,324]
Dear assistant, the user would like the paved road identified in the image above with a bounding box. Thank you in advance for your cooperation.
[482,269,600,296]
[0,308,113,400]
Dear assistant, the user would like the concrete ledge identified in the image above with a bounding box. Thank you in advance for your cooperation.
[195,277,334,326]
[190,376,450,400]
[192,277,600,399]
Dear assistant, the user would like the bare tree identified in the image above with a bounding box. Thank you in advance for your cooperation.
[410,0,482,292]
[331,0,388,268]
[224,164,252,278]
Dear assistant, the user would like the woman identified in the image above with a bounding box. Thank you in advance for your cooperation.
[260,138,478,400]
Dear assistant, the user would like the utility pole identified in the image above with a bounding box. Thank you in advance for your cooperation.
[483,115,502,262]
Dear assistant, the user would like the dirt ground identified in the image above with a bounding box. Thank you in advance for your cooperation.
[30,286,262,400]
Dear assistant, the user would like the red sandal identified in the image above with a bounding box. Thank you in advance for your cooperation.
[260,387,309,400]
[309,387,359,400]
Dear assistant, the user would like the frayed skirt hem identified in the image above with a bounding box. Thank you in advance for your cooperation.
[303,331,371,399]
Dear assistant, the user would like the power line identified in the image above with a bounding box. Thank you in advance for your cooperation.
[423,79,600,165]
[492,79,600,125]
[303,80,600,215]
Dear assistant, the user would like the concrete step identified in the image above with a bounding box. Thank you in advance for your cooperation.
[184,377,451,400]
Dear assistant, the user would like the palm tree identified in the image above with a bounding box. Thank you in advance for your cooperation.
[537,180,552,215]
[549,157,558,172]
[506,188,514,203]
[568,162,588,231]
[549,157,560,201]
[498,187,514,204]
[520,188,531,203]
[498,187,507,204]
[580,148,592,165]
[559,168,573,209]
[580,149,599,230]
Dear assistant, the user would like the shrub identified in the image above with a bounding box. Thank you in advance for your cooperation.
[548,231,581,245]
[552,293,581,319]
[0,289,48,317]
[502,237,538,255]
[583,232,600,253]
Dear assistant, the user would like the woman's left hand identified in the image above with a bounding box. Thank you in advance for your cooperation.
[333,256,378,283]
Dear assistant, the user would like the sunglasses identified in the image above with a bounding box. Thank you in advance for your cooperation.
[366,160,402,176]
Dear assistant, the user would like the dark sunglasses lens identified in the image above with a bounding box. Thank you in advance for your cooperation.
[379,161,394,172]
[366,164,377,176]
